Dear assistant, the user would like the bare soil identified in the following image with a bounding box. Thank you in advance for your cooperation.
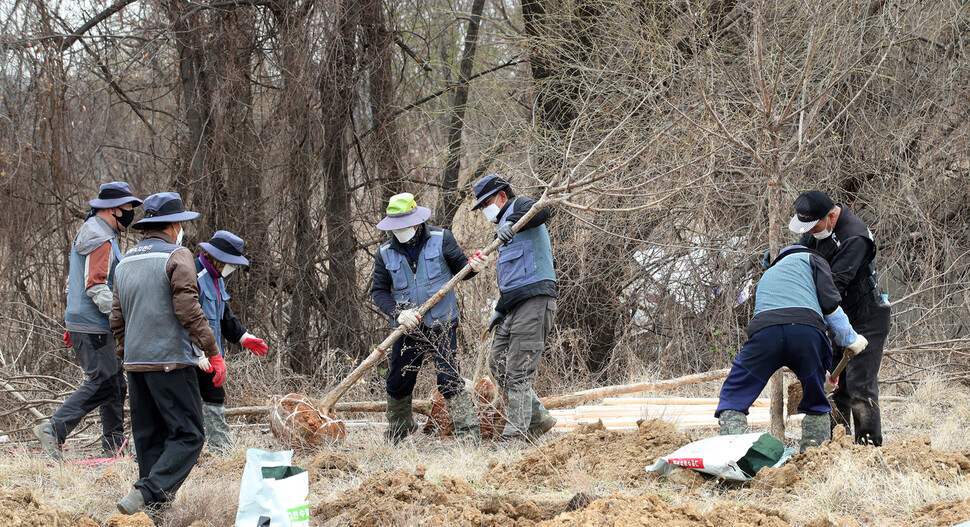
[0,487,98,526]
[540,493,792,526]
[752,427,970,493]
[485,418,690,489]
[314,465,564,526]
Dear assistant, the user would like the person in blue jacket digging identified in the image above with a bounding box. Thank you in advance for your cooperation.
[715,245,868,453]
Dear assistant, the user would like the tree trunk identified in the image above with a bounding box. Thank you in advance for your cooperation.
[437,0,487,227]
[320,0,365,358]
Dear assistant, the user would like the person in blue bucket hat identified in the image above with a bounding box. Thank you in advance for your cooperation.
[371,193,490,443]
[34,182,142,462]
[194,230,268,451]
[110,192,222,514]
[471,174,558,442]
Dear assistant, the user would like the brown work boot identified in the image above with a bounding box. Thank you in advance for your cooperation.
[33,422,61,462]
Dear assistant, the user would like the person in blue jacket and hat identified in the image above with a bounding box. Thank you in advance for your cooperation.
[34,182,142,461]
[371,193,490,443]
[195,230,268,450]
[471,174,558,442]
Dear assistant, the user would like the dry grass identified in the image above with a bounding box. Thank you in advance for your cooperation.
[2,375,970,526]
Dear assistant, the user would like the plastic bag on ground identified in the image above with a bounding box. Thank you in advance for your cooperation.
[235,448,310,526]
[648,432,793,481]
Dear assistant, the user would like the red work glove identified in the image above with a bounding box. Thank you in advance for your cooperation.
[204,354,227,387]
[63,331,71,348]
[240,332,268,356]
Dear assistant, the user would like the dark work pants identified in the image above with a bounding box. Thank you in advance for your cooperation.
[52,332,127,451]
[196,366,225,405]
[832,301,891,446]
[386,322,463,400]
[716,324,833,417]
[127,368,205,506]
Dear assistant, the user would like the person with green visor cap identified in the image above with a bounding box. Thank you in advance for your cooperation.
[371,193,490,443]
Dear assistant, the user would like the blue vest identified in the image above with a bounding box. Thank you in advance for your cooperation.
[754,252,821,317]
[197,263,230,355]
[496,198,556,293]
[380,227,459,327]
[114,238,196,367]
[65,235,122,333]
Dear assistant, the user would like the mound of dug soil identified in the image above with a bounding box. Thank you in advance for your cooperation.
[0,487,98,526]
[539,493,791,526]
[485,419,690,489]
[315,465,563,526]
[914,497,970,526]
[752,429,970,492]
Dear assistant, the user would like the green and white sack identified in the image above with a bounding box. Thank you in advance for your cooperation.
[235,448,310,526]
[648,433,793,481]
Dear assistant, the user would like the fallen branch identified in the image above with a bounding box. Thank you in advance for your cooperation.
[540,368,731,409]
[1,381,45,419]
[228,399,433,418]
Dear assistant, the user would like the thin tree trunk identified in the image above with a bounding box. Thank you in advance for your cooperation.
[437,0,487,227]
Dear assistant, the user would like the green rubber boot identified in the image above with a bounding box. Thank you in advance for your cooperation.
[718,410,748,435]
[385,395,418,444]
[203,402,233,452]
[445,391,481,443]
[502,388,532,439]
[800,413,832,453]
[527,390,556,439]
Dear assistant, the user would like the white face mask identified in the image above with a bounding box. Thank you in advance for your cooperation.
[482,204,501,223]
[392,226,417,243]
[812,218,832,240]
[175,226,185,246]
[221,264,237,278]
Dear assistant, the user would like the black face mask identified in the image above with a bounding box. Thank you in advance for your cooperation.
[113,208,135,228]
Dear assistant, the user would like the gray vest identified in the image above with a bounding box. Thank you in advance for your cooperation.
[65,217,122,333]
[496,198,556,293]
[114,238,196,367]
[754,252,821,317]
[381,228,459,327]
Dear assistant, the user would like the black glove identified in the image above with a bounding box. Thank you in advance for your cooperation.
[486,310,506,334]
[497,224,515,243]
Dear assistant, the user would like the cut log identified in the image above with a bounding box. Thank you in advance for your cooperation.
[228,399,433,418]
[540,368,730,410]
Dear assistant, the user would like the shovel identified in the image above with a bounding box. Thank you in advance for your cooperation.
[788,348,857,415]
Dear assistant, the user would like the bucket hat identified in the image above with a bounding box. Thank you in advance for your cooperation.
[88,182,142,209]
[132,192,200,229]
[199,230,250,267]
[376,193,432,231]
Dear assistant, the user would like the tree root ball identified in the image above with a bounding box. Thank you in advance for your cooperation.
[474,377,506,439]
[421,379,507,439]
[270,393,346,448]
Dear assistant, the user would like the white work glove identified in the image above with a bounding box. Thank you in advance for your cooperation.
[845,334,869,356]
[198,354,211,371]
[396,308,421,330]
[468,250,489,272]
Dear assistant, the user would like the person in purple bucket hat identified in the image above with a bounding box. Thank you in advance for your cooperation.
[194,230,268,451]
